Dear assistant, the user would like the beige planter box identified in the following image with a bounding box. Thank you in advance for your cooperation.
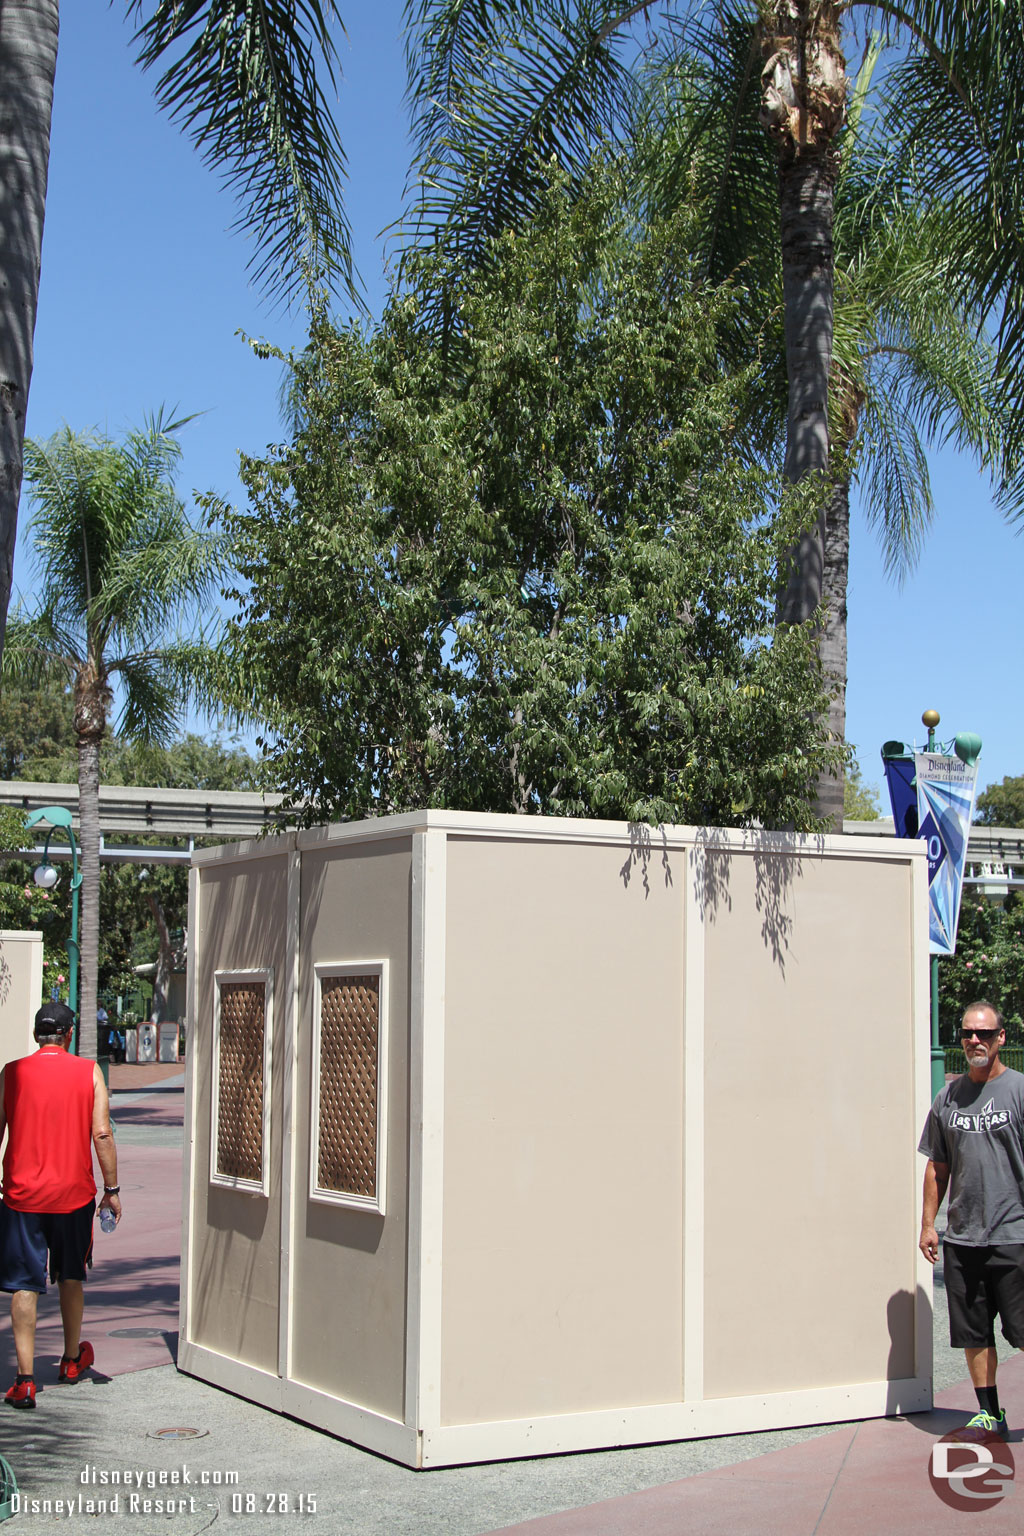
[180,811,933,1468]
[0,931,42,1067]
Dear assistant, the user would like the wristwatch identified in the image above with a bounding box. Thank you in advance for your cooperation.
[103,1186,120,1195]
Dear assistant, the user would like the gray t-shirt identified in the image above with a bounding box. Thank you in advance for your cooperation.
[918,1067,1024,1245]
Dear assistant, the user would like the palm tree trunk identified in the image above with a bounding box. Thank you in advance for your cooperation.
[775,140,838,624]
[759,3,846,823]
[75,730,101,1060]
[0,0,58,666]
[759,3,843,621]
[817,473,850,831]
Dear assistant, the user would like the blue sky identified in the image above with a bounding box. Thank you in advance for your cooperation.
[17,7,1023,801]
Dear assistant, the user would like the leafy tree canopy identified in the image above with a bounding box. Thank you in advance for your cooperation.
[0,675,75,780]
[222,166,842,829]
[975,776,1024,829]
[940,892,1024,1042]
[843,757,881,821]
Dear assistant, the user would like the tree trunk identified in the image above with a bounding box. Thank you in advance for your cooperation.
[144,891,172,1023]
[759,3,844,620]
[75,729,100,1059]
[759,3,846,822]
[0,0,58,666]
[775,138,838,624]
[817,472,850,831]
[74,662,110,1061]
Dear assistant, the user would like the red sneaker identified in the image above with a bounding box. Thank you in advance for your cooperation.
[5,1377,36,1409]
[59,1342,94,1383]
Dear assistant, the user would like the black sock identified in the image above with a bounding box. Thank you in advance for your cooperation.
[975,1385,1001,1416]
[15,1374,33,1385]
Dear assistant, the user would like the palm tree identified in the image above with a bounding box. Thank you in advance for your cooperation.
[400,0,1021,821]
[633,25,1015,823]
[0,0,351,671]
[3,413,227,1059]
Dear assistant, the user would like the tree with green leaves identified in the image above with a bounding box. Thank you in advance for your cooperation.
[224,170,842,827]
[0,805,73,1002]
[842,757,880,820]
[940,893,1024,1043]
[3,414,228,1059]
[401,0,1024,821]
[0,673,74,779]
[0,0,352,673]
[976,778,1024,830]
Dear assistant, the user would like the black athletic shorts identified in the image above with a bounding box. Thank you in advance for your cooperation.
[943,1240,1024,1349]
[0,1199,95,1293]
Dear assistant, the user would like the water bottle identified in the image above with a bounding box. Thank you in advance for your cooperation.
[99,1206,116,1234]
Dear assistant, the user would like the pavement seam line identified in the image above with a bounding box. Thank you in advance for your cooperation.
[810,1425,861,1535]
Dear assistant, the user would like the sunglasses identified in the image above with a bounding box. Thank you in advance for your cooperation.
[960,1028,1001,1043]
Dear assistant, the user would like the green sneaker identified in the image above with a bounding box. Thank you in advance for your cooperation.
[955,1409,1008,1442]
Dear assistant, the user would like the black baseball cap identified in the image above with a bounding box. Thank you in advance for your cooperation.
[34,1001,76,1039]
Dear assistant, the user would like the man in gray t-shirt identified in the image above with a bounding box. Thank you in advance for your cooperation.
[919,1000,1024,1439]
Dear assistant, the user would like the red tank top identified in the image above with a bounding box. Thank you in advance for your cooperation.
[3,1048,96,1212]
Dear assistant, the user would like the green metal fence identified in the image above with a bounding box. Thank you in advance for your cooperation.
[944,1044,1024,1074]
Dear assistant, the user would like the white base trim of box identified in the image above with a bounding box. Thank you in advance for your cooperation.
[419,1376,931,1466]
[177,1342,930,1471]
[177,1341,420,1467]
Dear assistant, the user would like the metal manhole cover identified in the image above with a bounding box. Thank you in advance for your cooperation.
[147,1428,209,1441]
[109,1327,167,1338]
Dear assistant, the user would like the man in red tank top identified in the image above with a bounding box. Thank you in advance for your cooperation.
[0,1002,122,1409]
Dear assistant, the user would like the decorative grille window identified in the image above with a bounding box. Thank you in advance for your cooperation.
[310,962,389,1213]
[211,970,273,1195]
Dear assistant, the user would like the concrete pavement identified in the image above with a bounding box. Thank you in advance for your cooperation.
[0,1064,1019,1533]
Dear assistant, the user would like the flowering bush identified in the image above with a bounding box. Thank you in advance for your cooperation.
[939,892,1024,1043]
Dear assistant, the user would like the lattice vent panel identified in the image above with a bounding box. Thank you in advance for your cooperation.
[216,981,266,1185]
[317,975,379,1198]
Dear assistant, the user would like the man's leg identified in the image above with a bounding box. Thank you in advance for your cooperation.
[10,1291,38,1376]
[965,1345,998,1388]
[58,1281,84,1360]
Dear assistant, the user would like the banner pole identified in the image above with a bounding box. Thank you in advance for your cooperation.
[923,710,946,1099]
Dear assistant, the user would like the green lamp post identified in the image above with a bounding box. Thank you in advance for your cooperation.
[25,805,81,1056]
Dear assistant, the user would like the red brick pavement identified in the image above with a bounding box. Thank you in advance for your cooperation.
[109,1062,184,1092]
[0,1082,184,1385]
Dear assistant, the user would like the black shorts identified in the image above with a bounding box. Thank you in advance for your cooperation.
[943,1240,1024,1348]
[0,1200,95,1293]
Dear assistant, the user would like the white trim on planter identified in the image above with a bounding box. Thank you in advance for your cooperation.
[405,828,447,1435]
[179,866,201,1355]
[279,850,302,1382]
[177,1341,419,1467]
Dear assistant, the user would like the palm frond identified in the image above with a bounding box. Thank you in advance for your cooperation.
[885,0,1024,467]
[401,0,634,274]
[110,653,183,745]
[631,3,773,289]
[126,1,354,305]
[1,612,79,683]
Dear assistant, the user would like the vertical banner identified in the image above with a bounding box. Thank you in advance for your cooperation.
[882,754,919,840]
[914,752,979,955]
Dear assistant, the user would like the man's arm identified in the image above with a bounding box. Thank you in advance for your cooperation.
[920,1158,949,1263]
[92,1063,122,1226]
